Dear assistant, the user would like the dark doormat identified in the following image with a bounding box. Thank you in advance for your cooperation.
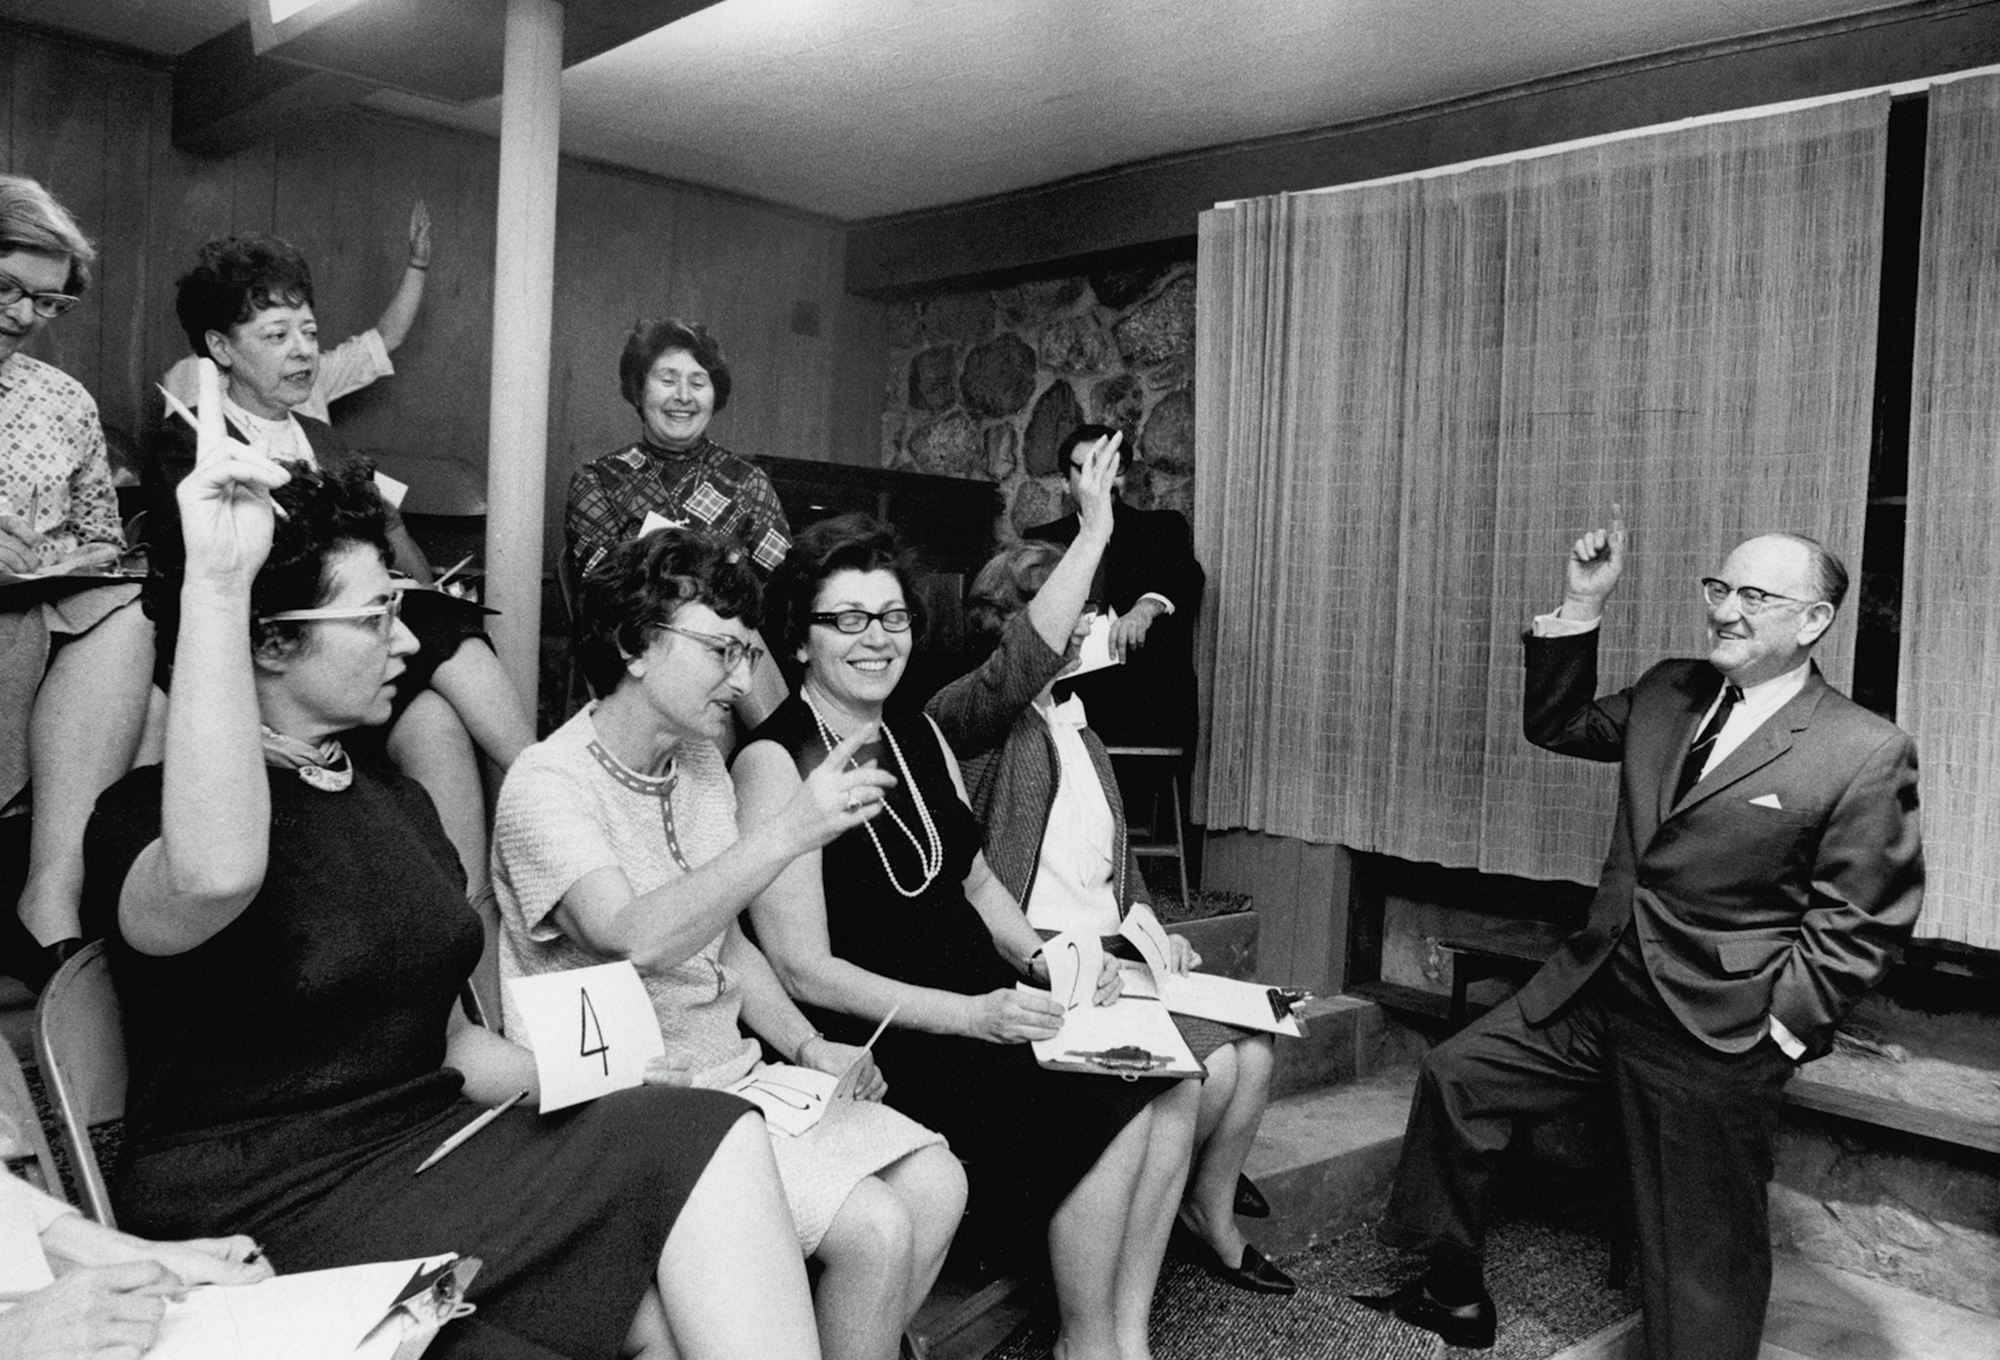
[985,1215,1639,1360]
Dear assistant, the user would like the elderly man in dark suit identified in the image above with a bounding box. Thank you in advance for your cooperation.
[1360,514,1923,1358]
[1026,424,1205,753]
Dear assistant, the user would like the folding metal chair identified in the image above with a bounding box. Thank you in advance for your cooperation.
[34,941,124,1225]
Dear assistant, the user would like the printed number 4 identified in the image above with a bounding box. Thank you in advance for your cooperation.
[579,988,610,1075]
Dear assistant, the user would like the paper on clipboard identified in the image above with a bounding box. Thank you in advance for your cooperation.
[140,1255,458,1360]
[1027,929,1201,1077]
[1117,905,1302,1037]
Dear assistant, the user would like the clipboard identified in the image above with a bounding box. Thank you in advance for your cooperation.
[1026,931,1202,1079]
[1116,905,1307,1037]
[134,1254,479,1360]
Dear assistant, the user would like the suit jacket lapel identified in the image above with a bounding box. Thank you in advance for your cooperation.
[1667,667,1829,818]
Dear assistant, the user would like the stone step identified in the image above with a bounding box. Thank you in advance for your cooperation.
[1243,1062,1419,1256]
[1551,1249,2000,1360]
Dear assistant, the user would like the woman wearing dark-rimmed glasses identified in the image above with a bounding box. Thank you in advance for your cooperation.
[492,527,966,1360]
[735,514,1199,1360]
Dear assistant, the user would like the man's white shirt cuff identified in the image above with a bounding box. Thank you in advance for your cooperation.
[1138,592,1175,615]
[1531,611,1599,637]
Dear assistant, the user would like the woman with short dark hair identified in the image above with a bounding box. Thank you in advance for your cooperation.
[86,388,822,1359]
[736,511,1200,1360]
[566,318,789,584]
[147,232,535,908]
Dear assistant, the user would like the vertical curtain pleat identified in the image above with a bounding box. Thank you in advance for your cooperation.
[1195,95,1888,886]
[1899,74,2000,951]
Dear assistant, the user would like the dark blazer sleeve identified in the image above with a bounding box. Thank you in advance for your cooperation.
[1772,726,1923,1056]
[1142,509,1204,620]
[1523,627,1635,763]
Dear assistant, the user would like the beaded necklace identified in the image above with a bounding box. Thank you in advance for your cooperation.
[803,692,943,898]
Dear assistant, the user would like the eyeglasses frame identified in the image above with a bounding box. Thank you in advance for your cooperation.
[1698,577,1825,617]
[809,608,913,635]
[659,623,764,673]
[0,275,79,319]
[258,592,405,638]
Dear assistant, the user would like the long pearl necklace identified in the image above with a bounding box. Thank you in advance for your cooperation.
[804,693,944,898]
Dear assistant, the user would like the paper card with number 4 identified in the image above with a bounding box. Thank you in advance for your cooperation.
[504,961,666,1112]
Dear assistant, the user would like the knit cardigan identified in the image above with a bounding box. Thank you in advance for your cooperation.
[927,611,1149,921]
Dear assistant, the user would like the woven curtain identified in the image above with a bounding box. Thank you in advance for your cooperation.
[1898,74,2000,951]
[1196,95,1888,884]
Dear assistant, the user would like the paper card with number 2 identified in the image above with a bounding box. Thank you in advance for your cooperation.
[504,961,666,1112]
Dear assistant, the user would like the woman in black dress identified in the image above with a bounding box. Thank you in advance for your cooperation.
[84,364,822,1360]
[734,515,1199,1360]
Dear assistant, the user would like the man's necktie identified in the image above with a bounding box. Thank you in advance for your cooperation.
[1673,683,1743,804]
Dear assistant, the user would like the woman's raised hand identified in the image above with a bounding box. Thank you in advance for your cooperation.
[786,723,898,852]
[1074,430,1121,544]
[177,358,290,587]
[962,986,1063,1044]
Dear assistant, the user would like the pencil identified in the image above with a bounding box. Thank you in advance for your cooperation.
[413,1089,529,1175]
[860,1003,900,1053]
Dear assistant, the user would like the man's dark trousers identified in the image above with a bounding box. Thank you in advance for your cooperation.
[1380,930,1794,1360]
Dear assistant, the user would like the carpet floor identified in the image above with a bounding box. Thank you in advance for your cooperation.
[985,1214,1640,1360]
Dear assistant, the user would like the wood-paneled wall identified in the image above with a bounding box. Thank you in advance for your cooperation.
[1,23,884,565]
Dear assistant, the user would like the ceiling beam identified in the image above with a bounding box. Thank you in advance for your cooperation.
[173,0,722,155]
[844,0,2000,297]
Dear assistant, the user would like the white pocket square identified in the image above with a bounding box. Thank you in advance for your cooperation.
[1749,793,1784,809]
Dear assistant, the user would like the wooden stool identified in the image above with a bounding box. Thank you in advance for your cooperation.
[1104,746,1191,903]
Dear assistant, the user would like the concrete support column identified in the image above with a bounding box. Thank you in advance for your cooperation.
[483,0,563,711]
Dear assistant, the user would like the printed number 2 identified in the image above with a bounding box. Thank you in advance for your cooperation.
[579,988,610,1075]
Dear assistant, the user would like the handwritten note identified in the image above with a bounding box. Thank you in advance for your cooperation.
[504,961,666,1112]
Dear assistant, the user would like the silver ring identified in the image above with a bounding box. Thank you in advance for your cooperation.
[846,790,859,812]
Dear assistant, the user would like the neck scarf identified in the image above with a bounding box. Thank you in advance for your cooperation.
[260,725,353,792]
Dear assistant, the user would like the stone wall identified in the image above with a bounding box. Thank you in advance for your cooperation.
[879,257,1198,536]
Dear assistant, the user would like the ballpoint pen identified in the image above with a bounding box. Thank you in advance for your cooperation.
[414,1089,529,1175]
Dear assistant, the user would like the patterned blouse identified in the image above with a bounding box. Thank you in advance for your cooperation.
[564,437,791,581]
[0,353,123,565]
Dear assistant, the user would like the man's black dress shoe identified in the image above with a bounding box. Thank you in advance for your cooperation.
[1352,1277,1496,1349]
[1233,1173,1270,1218]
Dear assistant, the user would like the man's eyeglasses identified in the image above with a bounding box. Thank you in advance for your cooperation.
[259,593,404,638]
[0,276,79,319]
[1699,578,1821,616]
[809,608,912,635]
[662,624,763,672]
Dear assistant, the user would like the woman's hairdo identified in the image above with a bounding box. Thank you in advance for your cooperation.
[767,513,918,657]
[175,234,316,359]
[574,527,763,699]
[149,462,391,669]
[966,540,1063,639]
[619,318,732,415]
[0,174,96,297]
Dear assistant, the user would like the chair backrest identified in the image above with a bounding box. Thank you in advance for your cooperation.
[34,941,125,1225]
[0,1034,62,1199]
